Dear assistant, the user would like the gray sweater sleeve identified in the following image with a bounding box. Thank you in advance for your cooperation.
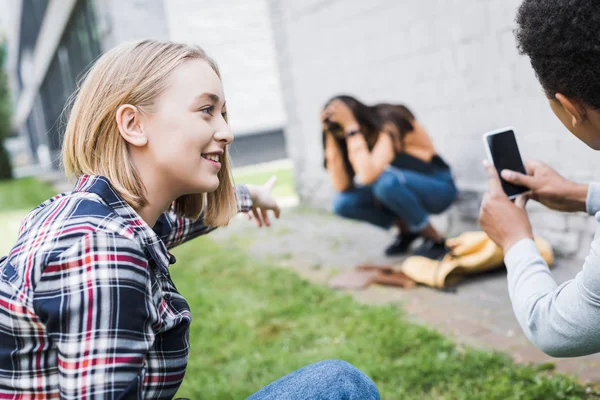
[505,183,600,357]
[587,182,600,216]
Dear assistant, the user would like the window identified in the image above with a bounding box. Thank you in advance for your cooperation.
[36,0,101,167]
[16,0,49,91]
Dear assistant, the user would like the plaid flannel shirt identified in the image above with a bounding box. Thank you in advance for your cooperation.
[0,175,252,399]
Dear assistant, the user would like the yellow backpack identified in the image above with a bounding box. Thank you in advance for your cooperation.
[401,231,554,288]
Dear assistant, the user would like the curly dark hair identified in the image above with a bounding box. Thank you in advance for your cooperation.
[515,0,600,109]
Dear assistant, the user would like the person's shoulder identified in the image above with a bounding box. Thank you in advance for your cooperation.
[16,191,137,257]
[4,193,146,296]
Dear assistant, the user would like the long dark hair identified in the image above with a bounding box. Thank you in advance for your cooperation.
[371,103,416,148]
[321,95,382,181]
[322,96,418,182]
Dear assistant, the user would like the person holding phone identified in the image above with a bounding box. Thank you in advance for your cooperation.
[482,127,530,200]
[322,96,457,259]
[479,0,600,357]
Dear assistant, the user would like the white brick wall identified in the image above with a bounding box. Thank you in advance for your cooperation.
[268,0,599,253]
[164,0,286,136]
[95,0,171,49]
[92,0,286,137]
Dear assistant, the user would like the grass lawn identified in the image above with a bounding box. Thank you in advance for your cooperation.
[0,177,59,255]
[0,177,57,212]
[232,161,297,199]
[0,177,596,399]
[171,237,594,400]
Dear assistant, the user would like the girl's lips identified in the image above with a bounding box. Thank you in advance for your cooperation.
[202,156,221,170]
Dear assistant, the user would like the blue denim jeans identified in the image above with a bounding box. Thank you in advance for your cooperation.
[333,167,457,232]
[246,360,380,400]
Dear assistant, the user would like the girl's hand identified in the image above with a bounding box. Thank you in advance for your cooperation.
[324,100,359,132]
[245,176,281,227]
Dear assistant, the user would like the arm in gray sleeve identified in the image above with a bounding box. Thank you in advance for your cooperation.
[505,187,600,357]
[587,182,600,216]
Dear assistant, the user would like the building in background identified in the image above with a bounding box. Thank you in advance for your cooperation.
[7,0,287,174]
[267,0,597,257]
[9,0,596,257]
[0,0,12,38]
[9,0,101,173]
[164,0,287,166]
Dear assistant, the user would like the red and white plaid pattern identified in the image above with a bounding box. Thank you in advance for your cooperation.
[0,175,252,399]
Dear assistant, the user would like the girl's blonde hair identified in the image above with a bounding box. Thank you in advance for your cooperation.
[62,39,238,226]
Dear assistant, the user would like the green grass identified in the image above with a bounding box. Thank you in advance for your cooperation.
[0,211,28,255]
[233,165,296,199]
[0,177,57,212]
[171,238,594,400]
[0,178,59,256]
[0,178,595,399]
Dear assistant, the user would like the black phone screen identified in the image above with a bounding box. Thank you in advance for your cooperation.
[486,130,529,198]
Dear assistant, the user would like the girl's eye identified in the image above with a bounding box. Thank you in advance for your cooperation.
[201,106,214,116]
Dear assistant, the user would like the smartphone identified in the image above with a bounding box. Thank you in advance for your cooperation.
[482,127,529,199]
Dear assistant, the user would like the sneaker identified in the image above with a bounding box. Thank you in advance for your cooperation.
[413,238,450,260]
[385,232,419,256]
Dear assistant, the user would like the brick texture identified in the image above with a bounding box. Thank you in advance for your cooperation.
[164,0,286,136]
[268,0,598,253]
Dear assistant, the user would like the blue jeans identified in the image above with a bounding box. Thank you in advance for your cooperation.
[333,167,457,232]
[247,360,380,400]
